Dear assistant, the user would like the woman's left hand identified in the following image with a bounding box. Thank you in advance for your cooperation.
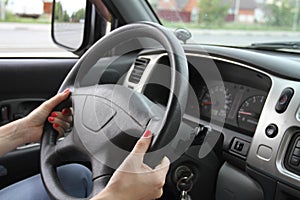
[47,107,73,136]
[23,89,72,143]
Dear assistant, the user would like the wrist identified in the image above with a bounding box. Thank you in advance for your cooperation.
[17,117,32,144]
[90,185,126,200]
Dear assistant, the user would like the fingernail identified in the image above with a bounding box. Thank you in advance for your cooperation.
[63,88,70,94]
[143,130,151,138]
[48,117,54,122]
[51,112,58,117]
[62,109,69,115]
[53,124,59,128]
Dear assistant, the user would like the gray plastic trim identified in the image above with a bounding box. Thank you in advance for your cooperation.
[124,51,300,189]
[216,162,264,200]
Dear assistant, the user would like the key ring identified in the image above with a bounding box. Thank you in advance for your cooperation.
[176,175,193,193]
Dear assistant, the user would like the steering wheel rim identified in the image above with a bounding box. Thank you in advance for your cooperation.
[40,21,189,199]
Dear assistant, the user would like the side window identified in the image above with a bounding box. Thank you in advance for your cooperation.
[0,0,75,57]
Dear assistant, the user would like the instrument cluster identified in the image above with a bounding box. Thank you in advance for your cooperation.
[187,81,268,136]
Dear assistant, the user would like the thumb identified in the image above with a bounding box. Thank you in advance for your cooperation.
[119,130,152,171]
[42,89,70,112]
[131,130,152,155]
[154,156,170,175]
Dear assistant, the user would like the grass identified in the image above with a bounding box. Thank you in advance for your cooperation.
[0,12,51,24]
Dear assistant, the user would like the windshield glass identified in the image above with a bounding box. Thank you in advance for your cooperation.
[148,0,300,49]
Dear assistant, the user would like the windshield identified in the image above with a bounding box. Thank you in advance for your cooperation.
[148,0,300,49]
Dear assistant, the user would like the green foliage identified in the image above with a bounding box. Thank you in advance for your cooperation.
[265,0,294,26]
[1,10,14,21]
[198,0,229,27]
[71,8,85,22]
[0,10,50,23]
[54,2,85,22]
[55,2,69,22]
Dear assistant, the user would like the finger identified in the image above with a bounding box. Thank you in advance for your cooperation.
[131,130,152,154]
[42,89,71,112]
[48,116,71,131]
[50,111,73,123]
[119,130,152,171]
[154,156,170,175]
[154,189,163,199]
[52,123,65,136]
[61,108,73,116]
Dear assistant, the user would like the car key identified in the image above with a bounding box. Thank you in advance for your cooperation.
[177,173,193,200]
[180,190,191,200]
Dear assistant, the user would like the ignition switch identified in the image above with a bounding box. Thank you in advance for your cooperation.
[174,165,194,183]
[174,165,194,200]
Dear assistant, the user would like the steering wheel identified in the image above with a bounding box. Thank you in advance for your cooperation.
[40,21,189,199]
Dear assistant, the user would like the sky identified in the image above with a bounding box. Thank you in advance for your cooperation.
[58,0,85,15]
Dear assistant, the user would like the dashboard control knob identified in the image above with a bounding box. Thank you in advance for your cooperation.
[265,124,278,138]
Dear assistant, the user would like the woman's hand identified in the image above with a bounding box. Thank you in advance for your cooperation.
[0,89,72,156]
[22,89,71,143]
[92,130,170,200]
[47,107,73,136]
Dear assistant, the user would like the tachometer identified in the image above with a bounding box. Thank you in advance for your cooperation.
[237,95,266,133]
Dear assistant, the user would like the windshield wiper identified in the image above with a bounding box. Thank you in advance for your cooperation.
[249,41,300,50]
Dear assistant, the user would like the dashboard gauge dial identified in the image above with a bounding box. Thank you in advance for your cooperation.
[238,95,266,132]
[200,85,233,119]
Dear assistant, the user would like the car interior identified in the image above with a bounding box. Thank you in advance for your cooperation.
[1,0,300,199]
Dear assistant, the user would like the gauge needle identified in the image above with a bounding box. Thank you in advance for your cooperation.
[238,111,253,116]
[201,101,212,105]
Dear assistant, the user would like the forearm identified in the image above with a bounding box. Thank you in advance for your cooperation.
[0,118,29,156]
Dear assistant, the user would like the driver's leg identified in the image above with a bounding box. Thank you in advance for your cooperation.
[0,164,92,200]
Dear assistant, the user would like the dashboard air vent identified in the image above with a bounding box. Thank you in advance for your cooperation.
[129,57,150,84]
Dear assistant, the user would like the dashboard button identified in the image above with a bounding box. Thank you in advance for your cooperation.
[234,141,244,151]
[230,138,250,157]
[257,145,272,161]
[275,88,294,113]
[290,156,300,166]
[265,124,278,138]
[293,148,300,157]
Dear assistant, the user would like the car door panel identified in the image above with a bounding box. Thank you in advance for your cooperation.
[0,58,76,189]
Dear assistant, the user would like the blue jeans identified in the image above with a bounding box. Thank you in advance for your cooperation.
[0,164,92,200]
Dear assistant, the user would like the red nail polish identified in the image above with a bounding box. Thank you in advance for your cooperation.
[143,130,151,138]
[48,117,54,122]
[62,109,69,115]
[53,124,59,128]
[63,88,70,94]
[51,112,58,117]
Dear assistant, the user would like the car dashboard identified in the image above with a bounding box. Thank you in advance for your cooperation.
[122,44,300,199]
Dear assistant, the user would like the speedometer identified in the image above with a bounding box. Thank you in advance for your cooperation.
[237,95,266,133]
[200,85,233,119]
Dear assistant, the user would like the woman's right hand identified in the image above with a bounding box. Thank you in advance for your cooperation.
[92,130,170,200]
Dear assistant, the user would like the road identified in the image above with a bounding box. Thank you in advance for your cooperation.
[0,23,58,51]
[0,23,300,56]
